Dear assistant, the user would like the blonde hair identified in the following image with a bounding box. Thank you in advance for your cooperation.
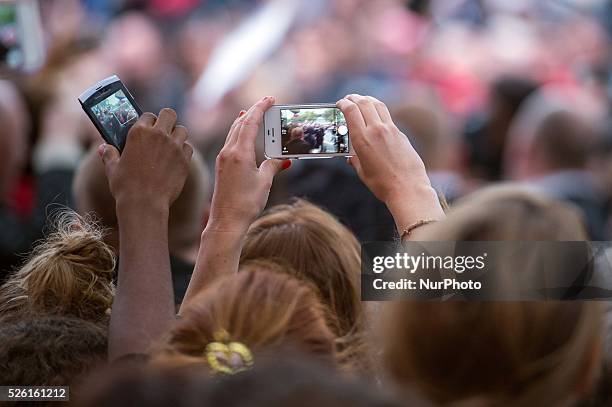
[0,211,115,324]
[151,266,336,369]
[240,199,367,370]
[386,186,603,406]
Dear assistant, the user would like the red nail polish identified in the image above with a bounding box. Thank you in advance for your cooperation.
[282,160,292,170]
[238,110,246,117]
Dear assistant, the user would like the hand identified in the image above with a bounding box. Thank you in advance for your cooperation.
[208,96,290,232]
[101,108,193,212]
[337,94,444,230]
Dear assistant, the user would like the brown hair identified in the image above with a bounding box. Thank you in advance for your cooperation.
[240,199,366,368]
[151,267,336,368]
[0,211,115,324]
[241,200,362,335]
[386,186,603,405]
[0,315,107,387]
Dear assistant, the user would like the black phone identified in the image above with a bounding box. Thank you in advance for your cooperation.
[78,75,142,152]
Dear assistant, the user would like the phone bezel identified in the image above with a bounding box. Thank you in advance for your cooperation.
[78,75,142,152]
[263,103,351,159]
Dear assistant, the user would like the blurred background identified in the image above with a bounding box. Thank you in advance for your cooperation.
[1,0,611,277]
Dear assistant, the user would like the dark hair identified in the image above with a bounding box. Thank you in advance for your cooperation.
[491,75,538,116]
[77,356,403,407]
[0,315,107,386]
[533,110,596,170]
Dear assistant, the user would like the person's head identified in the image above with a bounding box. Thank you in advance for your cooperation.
[290,126,304,141]
[151,267,336,369]
[503,86,607,180]
[104,12,163,82]
[0,315,107,386]
[385,186,602,405]
[77,356,402,407]
[0,211,115,324]
[528,110,597,175]
[240,200,362,341]
[73,147,210,256]
[392,97,460,173]
[0,80,29,203]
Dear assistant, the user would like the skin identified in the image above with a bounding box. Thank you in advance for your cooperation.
[101,108,193,360]
[337,94,445,234]
[180,96,290,312]
[181,94,444,311]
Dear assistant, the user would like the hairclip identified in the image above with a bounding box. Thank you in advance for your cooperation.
[204,330,254,375]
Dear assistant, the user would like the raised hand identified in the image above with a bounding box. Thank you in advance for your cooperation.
[337,94,445,234]
[208,96,290,232]
[100,108,193,359]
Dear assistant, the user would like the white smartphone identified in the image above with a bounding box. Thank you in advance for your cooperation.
[263,104,351,159]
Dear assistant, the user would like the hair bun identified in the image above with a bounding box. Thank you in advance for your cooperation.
[0,211,116,323]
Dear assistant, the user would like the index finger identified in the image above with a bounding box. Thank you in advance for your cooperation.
[236,96,275,147]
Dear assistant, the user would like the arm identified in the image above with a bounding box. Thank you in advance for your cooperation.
[102,109,193,360]
[336,95,445,236]
[180,97,290,312]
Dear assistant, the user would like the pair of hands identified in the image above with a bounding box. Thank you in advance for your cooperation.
[99,94,442,234]
[208,94,443,235]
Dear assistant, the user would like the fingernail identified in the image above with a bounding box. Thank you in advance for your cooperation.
[97,144,106,157]
[238,110,246,117]
[282,160,292,170]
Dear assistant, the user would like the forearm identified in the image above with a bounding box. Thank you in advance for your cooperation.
[109,201,174,360]
[386,180,446,237]
[180,221,247,313]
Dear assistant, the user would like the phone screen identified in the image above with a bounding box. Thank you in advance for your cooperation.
[0,4,20,68]
[90,89,139,149]
[280,107,349,155]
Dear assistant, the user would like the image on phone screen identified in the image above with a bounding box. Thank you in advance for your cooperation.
[0,4,20,68]
[90,90,139,148]
[280,107,349,155]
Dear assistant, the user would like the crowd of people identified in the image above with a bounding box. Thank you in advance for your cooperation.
[1,0,612,405]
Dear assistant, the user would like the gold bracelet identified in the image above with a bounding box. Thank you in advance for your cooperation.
[400,219,437,240]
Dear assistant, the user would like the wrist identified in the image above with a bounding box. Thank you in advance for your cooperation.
[385,182,445,233]
[116,196,170,223]
[204,215,252,235]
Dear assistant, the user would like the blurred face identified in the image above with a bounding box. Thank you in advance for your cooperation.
[104,12,163,82]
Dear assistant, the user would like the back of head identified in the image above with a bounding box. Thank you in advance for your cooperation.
[531,110,596,172]
[413,184,588,241]
[0,211,115,323]
[0,314,107,386]
[241,199,362,339]
[152,267,336,369]
[386,186,602,405]
[77,356,402,407]
[73,147,210,254]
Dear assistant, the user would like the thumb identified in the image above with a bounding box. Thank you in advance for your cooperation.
[99,144,120,175]
[259,159,291,181]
